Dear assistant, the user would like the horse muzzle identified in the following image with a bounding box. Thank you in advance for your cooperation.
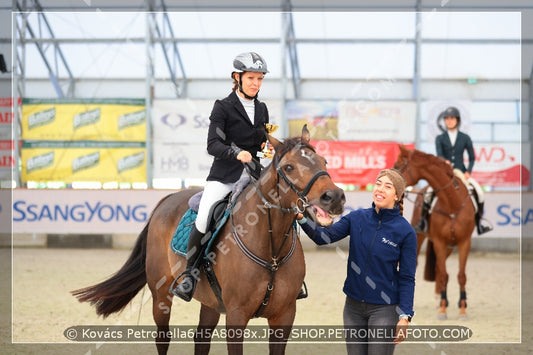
[305,188,345,226]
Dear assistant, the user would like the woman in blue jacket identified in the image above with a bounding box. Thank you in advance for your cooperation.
[298,168,417,355]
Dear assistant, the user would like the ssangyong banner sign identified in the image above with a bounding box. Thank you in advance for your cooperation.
[12,189,172,234]
[8,189,528,238]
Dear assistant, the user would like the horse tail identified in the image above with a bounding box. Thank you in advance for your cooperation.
[71,221,149,318]
[424,240,437,281]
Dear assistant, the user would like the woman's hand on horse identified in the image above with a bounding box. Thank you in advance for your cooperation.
[237,150,253,163]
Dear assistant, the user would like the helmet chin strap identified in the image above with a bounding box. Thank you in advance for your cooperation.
[237,72,258,100]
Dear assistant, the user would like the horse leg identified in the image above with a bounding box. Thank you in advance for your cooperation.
[457,239,471,319]
[225,310,250,355]
[267,305,296,355]
[151,287,173,355]
[195,304,221,355]
[433,241,451,320]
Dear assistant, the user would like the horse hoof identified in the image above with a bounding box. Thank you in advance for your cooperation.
[437,313,447,320]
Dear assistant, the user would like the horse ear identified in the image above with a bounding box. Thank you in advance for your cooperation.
[268,134,282,151]
[301,124,310,144]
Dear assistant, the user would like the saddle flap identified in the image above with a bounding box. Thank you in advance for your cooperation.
[207,193,230,232]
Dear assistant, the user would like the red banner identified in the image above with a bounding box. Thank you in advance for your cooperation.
[471,143,529,188]
[310,140,415,187]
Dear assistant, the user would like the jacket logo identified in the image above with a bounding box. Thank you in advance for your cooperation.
[381,237,398,248]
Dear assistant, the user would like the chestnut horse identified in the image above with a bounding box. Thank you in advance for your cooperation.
[394,145,475,320]
[72,125,345,354]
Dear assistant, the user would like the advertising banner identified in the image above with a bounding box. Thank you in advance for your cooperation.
[21,98,146,141]
[152,99,211,143]
[286,100,338,140]
[21,141,146,183]
[423,100,472,142]
[0,97,13,140]
[338,100,416,142]
[311,140,415,186]
[151,99,283,181]
[153,142,212,180]
[10,189,527,238]
[344,191,526,239]
[1,98,13,180]
[0,140,13,180]
[471,143,529,188]
[0,189,10,233]
[12,189,171,234]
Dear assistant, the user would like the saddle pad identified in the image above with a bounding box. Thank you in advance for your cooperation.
[170,207,232,257]
[171,209,197,256]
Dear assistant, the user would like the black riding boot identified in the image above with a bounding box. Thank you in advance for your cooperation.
[170,225,205,302]
[414,201,430,233]
[475,202,492,235]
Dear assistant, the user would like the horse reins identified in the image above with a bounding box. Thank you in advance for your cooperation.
[235,144,329,317]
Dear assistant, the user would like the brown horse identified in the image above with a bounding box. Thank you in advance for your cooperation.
[72,125,345,355]
[394,145,475,320]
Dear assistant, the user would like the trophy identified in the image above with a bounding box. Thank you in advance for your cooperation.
[258,123,278,159]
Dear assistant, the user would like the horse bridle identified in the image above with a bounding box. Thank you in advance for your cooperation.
[395,150,416,185]
[235,143,330,317]
[244,143,330,214]
[275,144,330,213]
[396,150,458,195]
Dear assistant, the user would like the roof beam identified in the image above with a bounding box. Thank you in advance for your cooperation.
[282,0,301,98]
[146,0,187,97]
[15,0,75,97]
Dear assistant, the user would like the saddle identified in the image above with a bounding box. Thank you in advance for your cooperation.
[171,175,251,257]
[171,192,231,257]
[426,171,482,215]
[170,177,251,313]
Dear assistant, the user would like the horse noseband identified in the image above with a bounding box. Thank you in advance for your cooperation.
[276,165,330,208]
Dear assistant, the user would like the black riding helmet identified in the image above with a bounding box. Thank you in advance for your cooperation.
[437,106,461,132]
[231,52,268,100]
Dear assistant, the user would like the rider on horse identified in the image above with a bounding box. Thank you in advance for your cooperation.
[414,106,492,235]
[170,52,271,301]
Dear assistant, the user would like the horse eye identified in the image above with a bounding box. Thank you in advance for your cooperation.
[284,164,294,173]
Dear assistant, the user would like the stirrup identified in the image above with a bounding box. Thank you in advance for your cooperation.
[297,281,308,300]
[170,272,197,302]
[476,218,493,235]
[477,224,493,235]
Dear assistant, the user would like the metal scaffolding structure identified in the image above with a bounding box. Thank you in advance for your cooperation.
[7,0,533,189]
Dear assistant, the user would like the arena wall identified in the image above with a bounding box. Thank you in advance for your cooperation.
[3,189,530,253]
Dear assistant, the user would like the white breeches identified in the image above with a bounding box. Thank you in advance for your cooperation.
[194,180,233,234]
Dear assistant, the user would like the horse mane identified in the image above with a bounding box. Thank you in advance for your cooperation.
[276,136,316,158]
[412,149,454,177]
